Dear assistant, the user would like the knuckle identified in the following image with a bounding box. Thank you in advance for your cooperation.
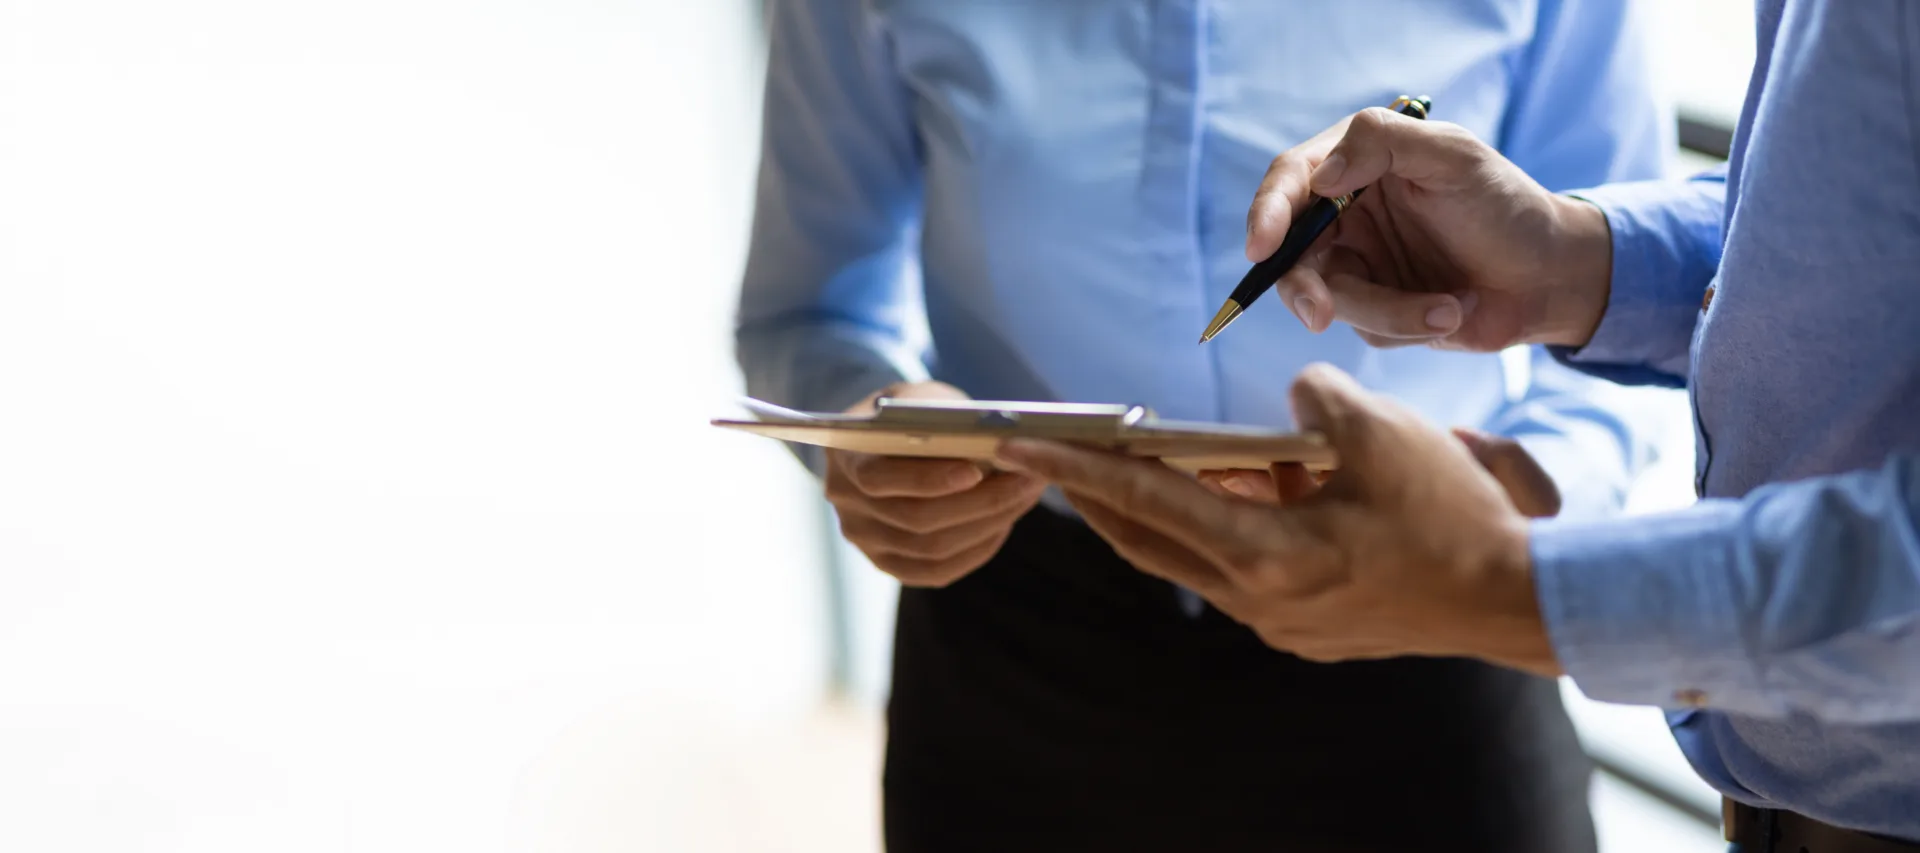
[884,542,996,588]
[1432,120,1477,145]
[824,475,863,505]
[1222,542,1271,579]
[869,552,934,584]
[1271,268,1306,296]
[864,550,901,573]
[880,503,945,534]
[1242,557,1315,600]
[1239,551,1287,582]
[1271,149,1309,178]
[844,458,892,495]
[839,514,895,552]
[1351,106,1393,132]
[920,526,997,561]
[1113,476,1157,516]
[835,511,867,539]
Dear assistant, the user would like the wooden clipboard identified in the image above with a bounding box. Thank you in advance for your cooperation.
[711,397,1338,473]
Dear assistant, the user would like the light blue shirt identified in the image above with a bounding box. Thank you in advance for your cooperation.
[1532,0,1920,840]
[739,0,1671,534]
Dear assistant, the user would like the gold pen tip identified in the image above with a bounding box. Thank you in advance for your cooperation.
[1199,300,1245,344]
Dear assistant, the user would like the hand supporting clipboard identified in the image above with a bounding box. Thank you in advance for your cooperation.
[712,397,1338,473]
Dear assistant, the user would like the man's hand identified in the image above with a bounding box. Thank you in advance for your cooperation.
[1245,107,1614,351]
[825,381,1046,588]
[1198,427,1560,518]
[996,364,1560,676]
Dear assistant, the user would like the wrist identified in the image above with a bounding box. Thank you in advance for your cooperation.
[1466,518,1564,677]
[1532,194,1614,350]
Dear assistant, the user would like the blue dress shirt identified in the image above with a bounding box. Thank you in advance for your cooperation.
[739,0,1671,533]
[1531,0,1920,840]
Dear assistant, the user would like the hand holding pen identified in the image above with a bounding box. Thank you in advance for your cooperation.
[1207,96,1618,353]
[999,101,1645,675]
[1202,96,1431,343]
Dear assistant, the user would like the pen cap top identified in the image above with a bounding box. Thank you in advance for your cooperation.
[1390,95,1433,119]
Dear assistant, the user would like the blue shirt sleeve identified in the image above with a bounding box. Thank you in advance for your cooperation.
[735,0,930,472]
[1485,348,1657,523]
[1498,0,1674,190]
[1478,0,1669,520]
[1547,169,1731,388]
[1532,455,1920,723]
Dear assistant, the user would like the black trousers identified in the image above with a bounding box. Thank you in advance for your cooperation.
[883,506,1596,853]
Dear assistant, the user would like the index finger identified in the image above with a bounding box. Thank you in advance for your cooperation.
[841,453,986,498]
[994,439,1264,568]
[1245,119,1350,262]
[1308,109,1490,200]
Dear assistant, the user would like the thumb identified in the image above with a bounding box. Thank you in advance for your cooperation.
[1288,363,1390,483]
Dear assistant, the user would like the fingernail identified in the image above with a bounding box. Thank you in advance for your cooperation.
[1292,296,1317,330]
[1309,152,1347,193]
[950,466,983,489]
[1221,478,1257,499]
[1425,301,1460,331]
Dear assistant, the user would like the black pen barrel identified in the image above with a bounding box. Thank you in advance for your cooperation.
[1228,194,1342,306]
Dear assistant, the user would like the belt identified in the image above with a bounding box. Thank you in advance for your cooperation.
[1725,798,1920,853]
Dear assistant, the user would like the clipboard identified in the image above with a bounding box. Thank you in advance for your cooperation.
[712,397,1338,473]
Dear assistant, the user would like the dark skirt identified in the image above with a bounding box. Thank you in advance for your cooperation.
[883,506,1596,853]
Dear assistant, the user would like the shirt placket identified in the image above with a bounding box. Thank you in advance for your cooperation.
[1139,0,1215,398]
[1141,0,1215,616]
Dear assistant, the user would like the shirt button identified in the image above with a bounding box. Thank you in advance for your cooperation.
[1674,688,1710,708]
[1701,286,1715,310]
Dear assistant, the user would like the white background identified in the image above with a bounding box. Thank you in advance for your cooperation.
[1,1,844,850]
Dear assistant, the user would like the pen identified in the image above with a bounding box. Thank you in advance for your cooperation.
[1200,95,1432,344]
